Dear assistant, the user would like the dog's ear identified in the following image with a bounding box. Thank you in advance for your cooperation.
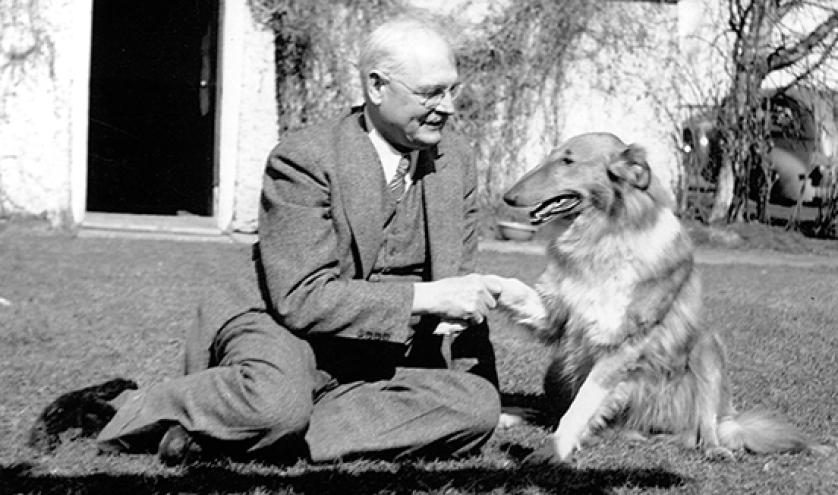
[606,144,651,190]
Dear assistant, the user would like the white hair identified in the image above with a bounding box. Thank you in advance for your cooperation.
[358,16,455,87]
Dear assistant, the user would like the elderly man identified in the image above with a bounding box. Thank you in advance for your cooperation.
[33,17,503,465]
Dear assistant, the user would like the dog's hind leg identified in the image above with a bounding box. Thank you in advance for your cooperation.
[689,332,737,460]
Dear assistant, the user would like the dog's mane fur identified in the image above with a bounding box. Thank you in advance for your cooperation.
[533,148,697,354]
[499,132,816,461]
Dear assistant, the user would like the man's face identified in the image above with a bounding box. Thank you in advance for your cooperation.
[368,38,459,151]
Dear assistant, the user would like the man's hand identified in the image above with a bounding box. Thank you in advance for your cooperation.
[413,274,502,325]
[481,275,548,329]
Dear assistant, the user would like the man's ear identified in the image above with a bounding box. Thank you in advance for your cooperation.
[606,144,651,190]
[366,70,386,105]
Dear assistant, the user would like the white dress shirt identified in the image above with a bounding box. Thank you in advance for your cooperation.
[365,110,412,192]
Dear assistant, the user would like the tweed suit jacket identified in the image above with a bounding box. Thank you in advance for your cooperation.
[254,107,479,345]
[193,107,494,383]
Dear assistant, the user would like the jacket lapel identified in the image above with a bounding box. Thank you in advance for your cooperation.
[336,108,463,280]
[421,146,460,281]
[335,111,387,277]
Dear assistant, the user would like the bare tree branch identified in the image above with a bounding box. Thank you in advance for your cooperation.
[775,0,804,20]
[729,0,750,35]
[767,10,838,71]
[775,32,838,92]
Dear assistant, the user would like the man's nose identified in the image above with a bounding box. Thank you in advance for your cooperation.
[434,91,456,114]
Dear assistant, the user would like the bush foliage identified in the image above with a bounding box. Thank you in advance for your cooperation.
[246,0,600,225]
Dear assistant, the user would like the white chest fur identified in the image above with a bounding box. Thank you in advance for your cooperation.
[537,210,682,345]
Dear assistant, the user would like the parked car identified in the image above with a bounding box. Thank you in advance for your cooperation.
[680,87,838,210]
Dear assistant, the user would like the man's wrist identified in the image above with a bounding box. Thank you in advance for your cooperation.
[411,281,436,315]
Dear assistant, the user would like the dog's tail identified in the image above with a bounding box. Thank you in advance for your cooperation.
[718,409,811,454]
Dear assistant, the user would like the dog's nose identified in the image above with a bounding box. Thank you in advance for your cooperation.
[503,191,519,206]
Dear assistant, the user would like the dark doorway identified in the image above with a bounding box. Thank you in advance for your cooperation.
[87,0,218,216]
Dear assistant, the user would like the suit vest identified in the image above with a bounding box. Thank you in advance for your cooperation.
[368,172,428,283]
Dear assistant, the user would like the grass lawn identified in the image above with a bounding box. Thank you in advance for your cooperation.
[1,222,837,494]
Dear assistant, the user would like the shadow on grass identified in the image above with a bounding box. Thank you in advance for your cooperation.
[500,392,557,429]
[1,459,690,494]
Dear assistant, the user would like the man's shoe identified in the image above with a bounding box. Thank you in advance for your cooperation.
[158,424,203,466]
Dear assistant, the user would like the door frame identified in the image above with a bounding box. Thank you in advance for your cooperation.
[71,0,244,232]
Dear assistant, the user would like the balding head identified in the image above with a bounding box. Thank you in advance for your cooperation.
[359,17,460,151]
[358,18,455,93]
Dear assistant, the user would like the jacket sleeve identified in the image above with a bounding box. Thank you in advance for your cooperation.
[257,138,415,344]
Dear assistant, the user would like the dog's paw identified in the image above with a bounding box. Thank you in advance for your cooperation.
[703,446,736,462]
[551,421,584,462]
[523,433,578,465]
[523,442,568,466]
[483,276,544,315]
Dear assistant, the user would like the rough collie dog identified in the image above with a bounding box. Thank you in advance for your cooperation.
[489,132,817,463]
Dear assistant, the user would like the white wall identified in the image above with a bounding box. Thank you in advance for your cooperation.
[220,1,279,233]
[520,2,683,194]
[0,0,280,229]
[0,0,87,225]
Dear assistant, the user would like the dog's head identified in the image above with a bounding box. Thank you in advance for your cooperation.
[504,132,669,227]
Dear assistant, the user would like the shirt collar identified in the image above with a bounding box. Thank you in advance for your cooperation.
[364,107,411,185]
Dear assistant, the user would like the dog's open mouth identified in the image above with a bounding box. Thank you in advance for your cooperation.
[529,192,582,225]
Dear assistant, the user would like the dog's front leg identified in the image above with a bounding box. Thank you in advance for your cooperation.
[549,347,641,462]
[482,275,548,330]
[483,275,552,431]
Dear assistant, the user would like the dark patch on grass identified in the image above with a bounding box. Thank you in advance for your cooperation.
[500,392,556,428]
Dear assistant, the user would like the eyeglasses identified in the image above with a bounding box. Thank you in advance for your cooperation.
[382,74,463,109]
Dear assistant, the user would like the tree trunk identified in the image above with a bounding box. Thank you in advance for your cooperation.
[709,2,838,225]
[709,158,735,223]
[709,73,755,223]
[709,44,769,224]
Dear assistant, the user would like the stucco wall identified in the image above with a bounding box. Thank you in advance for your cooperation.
[228,4,373,233]
[230,10,280,233]
[0,0,84,224]
[554,1,681,192]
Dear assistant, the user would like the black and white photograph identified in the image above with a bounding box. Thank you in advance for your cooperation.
[1,0,837,493]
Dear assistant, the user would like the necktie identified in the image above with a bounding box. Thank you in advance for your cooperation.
[388,155,410,201]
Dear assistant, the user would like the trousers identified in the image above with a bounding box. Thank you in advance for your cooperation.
[96,309,500,462]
